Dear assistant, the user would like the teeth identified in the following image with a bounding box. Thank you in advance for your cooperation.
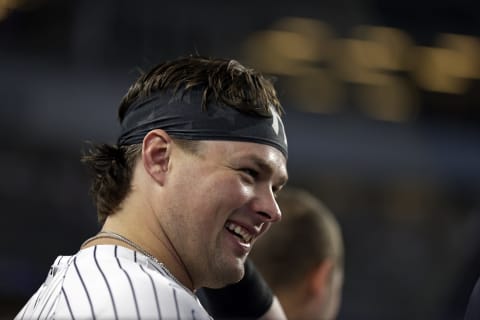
[226,222,253,243]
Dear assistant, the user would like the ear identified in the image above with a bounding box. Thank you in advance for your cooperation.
[309,258,334,297]
[142,129,172,185]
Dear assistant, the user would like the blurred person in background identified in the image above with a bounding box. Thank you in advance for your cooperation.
[250,186,344,320]
[15,55,289,320]
[463,243,480,320]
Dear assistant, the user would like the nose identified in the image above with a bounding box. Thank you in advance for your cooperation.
[252,188,282,223]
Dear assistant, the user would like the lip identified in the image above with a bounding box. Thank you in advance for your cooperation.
[224,227,251,257]
[226,220,262,241]
[223,220,259,256]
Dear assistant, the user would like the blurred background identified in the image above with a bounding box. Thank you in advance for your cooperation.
[0,0,479,319]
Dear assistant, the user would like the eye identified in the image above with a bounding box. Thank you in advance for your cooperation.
[272,186,283,198]
[241,168,259,179]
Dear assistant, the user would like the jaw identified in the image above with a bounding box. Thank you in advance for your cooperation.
[200,223,252,287]
[199,236,246,288]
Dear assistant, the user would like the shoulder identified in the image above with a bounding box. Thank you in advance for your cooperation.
[58,245,211,319]
[14,254,75,319]
[62,245,170,294]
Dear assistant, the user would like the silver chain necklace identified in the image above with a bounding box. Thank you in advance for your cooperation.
[81,231,191,293]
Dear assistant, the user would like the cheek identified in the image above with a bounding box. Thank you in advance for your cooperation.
[222,177,253,203]
[177,166,255,219]
[204,176,254,214]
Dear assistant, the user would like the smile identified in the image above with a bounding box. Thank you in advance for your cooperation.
[225,221,254,244]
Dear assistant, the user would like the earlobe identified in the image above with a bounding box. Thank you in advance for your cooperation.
[142,129,172,184]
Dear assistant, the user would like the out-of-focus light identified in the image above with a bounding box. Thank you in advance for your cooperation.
[414,34,480,94]
[0,0,20,21]
[245,30,316,76]
[0,0,39,22]
[245,17,342,113]
[244,17,334,76]
[243,16,480,122]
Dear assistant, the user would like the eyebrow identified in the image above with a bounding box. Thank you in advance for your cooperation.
[250,154,289,188]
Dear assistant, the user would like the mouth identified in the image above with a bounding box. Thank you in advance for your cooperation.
[225,221,254,244]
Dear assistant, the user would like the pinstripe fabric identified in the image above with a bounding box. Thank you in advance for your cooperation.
[15,245,212,320]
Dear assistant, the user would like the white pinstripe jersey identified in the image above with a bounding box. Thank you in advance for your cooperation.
[15,245,212,320]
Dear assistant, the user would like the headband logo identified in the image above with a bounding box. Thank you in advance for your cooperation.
[272,112,279,135]
[270,107,287,147]
[270,105,282,135]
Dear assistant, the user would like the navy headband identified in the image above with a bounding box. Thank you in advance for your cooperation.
[117,90,288,158]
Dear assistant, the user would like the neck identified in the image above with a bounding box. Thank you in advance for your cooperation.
[94,216,195,291]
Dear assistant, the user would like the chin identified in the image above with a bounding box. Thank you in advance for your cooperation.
[208,260,245,288]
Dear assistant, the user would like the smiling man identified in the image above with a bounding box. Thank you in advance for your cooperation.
[16,56,288,319]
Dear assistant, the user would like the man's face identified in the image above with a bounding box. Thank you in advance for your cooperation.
[163,140,288,288]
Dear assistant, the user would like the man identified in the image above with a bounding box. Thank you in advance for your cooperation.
[250,187,344,320]
[16,56,289,319]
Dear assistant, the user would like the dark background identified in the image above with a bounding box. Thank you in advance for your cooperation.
[1,0,479,319]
